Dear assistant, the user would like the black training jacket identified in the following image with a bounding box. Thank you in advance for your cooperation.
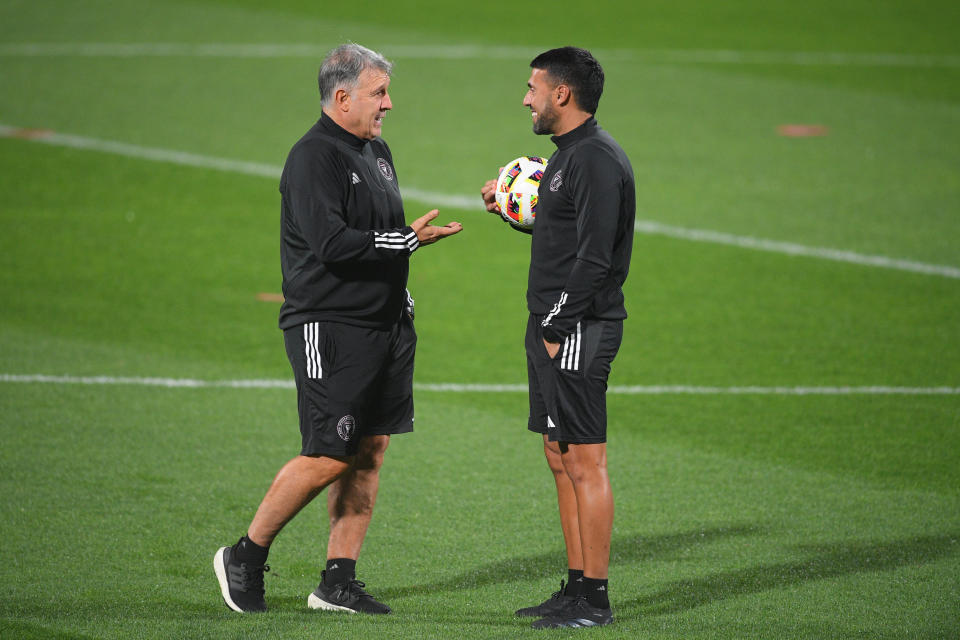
[527,117,636,343]
[278,113,417,330]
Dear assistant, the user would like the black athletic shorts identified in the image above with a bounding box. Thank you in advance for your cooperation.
[283,315,416,456]
[526,314,623,444]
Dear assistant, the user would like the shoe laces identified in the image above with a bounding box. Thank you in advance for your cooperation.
[333,578,373,601]
[238,562,270,593]
[550,579,568,600]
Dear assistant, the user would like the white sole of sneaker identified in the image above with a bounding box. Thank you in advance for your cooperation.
[213,547,246,614]
[307,592,356,613]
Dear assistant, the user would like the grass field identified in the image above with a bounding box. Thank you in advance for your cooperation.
[1,1,959,638]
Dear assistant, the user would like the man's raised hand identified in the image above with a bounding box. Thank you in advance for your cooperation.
[411,209,462,246]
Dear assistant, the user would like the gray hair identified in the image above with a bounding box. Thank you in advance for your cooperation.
[318,43,393,107]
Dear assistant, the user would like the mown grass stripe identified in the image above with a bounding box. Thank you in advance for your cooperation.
[3,123,957,280]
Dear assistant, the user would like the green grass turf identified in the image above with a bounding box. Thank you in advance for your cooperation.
[1,385,957,639]
[3,2,959,263]
[1,0,959,638]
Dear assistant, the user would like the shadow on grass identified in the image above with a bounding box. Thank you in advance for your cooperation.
[377,524,762,600]
[621,532,960,617]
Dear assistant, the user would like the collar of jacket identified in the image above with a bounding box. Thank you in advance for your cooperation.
[551,116,598,149]
[319,111,369,151]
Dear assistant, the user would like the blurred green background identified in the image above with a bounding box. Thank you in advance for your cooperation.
[1,1,958,638]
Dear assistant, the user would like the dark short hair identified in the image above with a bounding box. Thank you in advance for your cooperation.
[530,47,604,115]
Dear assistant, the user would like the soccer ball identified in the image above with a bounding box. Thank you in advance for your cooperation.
[495,156,548,229]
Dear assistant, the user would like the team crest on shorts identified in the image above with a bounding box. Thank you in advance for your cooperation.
[376,158,394,181]
[549,170,563,192]
[336,415,356,441]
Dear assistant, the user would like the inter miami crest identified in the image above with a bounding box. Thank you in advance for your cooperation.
[336,415,356,441]
[376,158,394,181]
[549,170,563,192]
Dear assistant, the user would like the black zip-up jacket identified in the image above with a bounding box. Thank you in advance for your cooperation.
[528,117,636,343]
[278,113,418,330]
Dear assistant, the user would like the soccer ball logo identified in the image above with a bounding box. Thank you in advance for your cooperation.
[495,156,547,229]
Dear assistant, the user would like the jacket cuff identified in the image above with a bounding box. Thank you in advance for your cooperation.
[541,325,565,344]
[402,226,420,253]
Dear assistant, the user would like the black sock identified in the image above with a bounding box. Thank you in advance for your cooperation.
[566,569,584,596]
[582,577,609,609]
[324,558,357,586]
[234,535,269,565]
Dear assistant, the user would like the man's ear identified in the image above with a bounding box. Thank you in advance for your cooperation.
[335,87,351,112]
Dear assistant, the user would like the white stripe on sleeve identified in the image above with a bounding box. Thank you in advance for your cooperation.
[405,230,419,252]
[542,292,568,328]
[374,230,420,252]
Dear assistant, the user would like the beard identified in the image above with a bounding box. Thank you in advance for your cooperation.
[532,102,559,135]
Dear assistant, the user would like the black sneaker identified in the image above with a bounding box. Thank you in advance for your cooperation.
[213,542,269,613]
[307,570,391,614]
[515,580,576,617]
[531,596,614,629]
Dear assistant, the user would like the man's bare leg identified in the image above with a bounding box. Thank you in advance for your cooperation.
[247,454,353,547]
[543,435,583,573]
[215,454,352,613]
[326,435,390,560]
[559,442,613,580]
[527,442,614,629]
[308,435,393,614]
[516,435,585,618]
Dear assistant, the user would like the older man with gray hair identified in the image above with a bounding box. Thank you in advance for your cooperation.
[214,43,461,615]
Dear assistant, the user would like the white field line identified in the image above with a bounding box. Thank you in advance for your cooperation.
[2,123,958,279]
[634,221,960,279]
[0,124,282,178]
[1,374,958,395]
[1,43,959,68]
[0,124,478,210]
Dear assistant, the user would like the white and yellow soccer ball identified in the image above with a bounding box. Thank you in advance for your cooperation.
[495,156,548,229]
